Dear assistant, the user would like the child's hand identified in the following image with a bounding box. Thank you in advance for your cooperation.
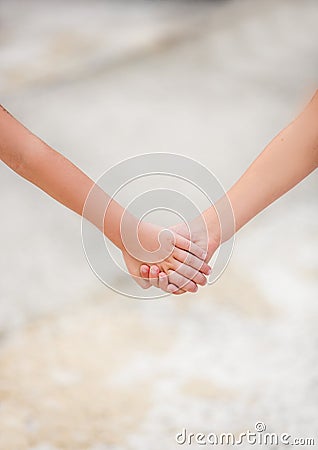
[121,221,211,293]
[139,214,220,294]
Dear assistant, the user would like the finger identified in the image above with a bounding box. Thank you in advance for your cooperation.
[174,234,207,260]
[140,265,150,279]
[168,270,198,293]
[174,261,207,286]
[149,265,160,288]
[173,248,211,275]
[137,265,151,289]
[158,272,169,291]
[160,274,187,295]
[160,266,187,294]
[168,284,187,295]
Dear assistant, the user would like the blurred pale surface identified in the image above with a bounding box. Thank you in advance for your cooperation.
[0,0,317,449]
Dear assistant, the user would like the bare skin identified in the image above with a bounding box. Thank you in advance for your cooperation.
[0,106,211,292]
[142,90,318,293]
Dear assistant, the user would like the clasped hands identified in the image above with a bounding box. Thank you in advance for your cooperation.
[121,210,221,295]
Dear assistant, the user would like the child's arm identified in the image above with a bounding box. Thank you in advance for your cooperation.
[204,90,318,247]
[0,106,210,291]
[0,105,126,249]
[143,90,318,293]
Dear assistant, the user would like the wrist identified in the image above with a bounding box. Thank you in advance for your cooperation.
[203,196,236,249]
[103,200,138,252]
[202,207,221,255]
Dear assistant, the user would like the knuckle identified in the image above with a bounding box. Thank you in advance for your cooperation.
[190,244,199,255]
[188,269,197,280]
[177,275,186,288]
[168,272,176,284]
[186,266,196,279]
[186,254,196,266]
[180,264,189,276]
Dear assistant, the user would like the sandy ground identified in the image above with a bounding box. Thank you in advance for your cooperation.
[0,0,317,449]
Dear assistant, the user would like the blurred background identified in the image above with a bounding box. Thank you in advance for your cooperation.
[0,0,317,449]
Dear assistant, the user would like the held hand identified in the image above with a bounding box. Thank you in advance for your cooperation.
[122,221,211,294]
[140,214,221,294]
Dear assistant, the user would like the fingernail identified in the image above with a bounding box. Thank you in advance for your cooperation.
[207,267,212,275]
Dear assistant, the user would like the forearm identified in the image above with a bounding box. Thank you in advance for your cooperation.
[0,106,130,250]
[204,91,318,244]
